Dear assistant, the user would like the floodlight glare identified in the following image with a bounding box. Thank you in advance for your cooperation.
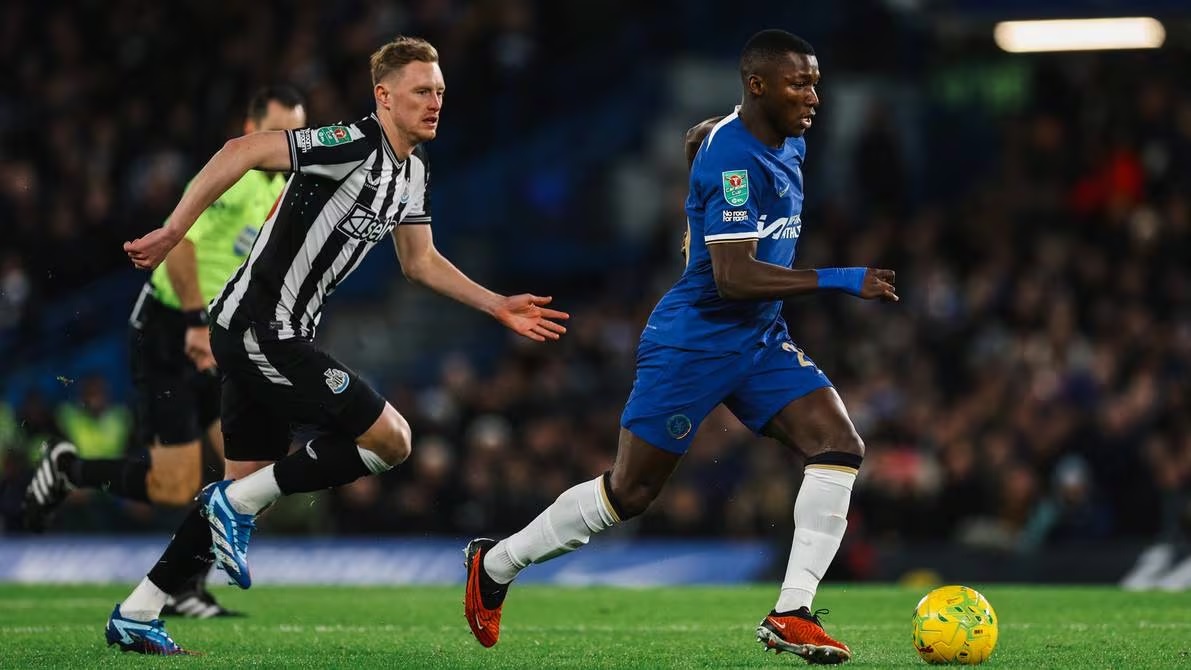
[994,17,1165,53]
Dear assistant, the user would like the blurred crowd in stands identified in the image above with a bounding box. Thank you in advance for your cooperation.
[1,2,1188,573]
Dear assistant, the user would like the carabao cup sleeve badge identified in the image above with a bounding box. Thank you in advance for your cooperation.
[722,170,749,206]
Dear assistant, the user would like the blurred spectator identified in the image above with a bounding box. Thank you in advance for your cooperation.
[1019,455,1113,552]
[0,254,32,332]
[55,376,130,460]
[13,391,64,463]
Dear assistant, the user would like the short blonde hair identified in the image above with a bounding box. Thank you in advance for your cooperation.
[370,36,439,86]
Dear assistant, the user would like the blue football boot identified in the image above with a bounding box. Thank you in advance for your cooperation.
[105,605,189,655]
[200,480,256,589]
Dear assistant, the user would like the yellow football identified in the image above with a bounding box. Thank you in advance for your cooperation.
[911,585,998,664]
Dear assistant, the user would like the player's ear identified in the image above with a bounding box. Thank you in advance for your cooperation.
[374,83,389,109]
[747,73,765,97]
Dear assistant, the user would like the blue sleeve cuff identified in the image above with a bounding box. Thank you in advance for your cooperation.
[815,267,866,296]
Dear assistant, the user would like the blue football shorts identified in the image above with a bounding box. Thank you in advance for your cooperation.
[620,336,833,454]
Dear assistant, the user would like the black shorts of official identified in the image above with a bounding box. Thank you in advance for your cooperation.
[128,287,221,447]
[209,324,386,462]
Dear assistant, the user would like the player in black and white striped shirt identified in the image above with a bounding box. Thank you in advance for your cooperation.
[111,36,569,654]
[210,113,432,341]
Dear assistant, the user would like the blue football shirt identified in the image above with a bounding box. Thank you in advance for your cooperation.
[642,112,806,352]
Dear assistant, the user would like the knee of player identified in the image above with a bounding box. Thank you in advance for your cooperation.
[834,430,865,459]
[608,480,659,519]
[372,411,412,465]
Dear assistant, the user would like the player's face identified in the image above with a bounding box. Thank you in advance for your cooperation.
[377,61,445,144]
[245,100,308,134]
[764,53,820,138]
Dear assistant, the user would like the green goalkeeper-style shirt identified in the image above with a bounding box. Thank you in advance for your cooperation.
[150,170,287,310]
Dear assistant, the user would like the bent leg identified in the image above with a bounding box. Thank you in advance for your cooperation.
[217,333,405,515]
[224,403,408,516]
[483,428,682,583]
[482,342,737,583]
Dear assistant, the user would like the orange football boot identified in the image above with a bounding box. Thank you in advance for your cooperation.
[464,538,509,648]
[756,607,851,664]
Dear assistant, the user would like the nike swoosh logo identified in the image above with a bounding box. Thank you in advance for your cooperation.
[758,220,786,238]
[768,618,787,630]
[777,184,790,197]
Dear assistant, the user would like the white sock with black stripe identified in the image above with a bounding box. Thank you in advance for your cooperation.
[775,464,857,613]
[483,474,622,584]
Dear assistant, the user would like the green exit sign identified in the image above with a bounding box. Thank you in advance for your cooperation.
[932,60,1032,114]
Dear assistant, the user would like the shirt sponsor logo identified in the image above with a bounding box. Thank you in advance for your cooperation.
[722,170,749,206]
[295,129,313,153]
[315,125,352,147]
[757,214,801,240]
[335,202,393,243]
[722,210,748,222]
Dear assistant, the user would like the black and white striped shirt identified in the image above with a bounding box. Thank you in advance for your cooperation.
[210,114,431,340]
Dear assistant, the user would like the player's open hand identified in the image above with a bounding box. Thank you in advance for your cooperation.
[861,268,898,302]
[494,294,569,342]
[124,227,182,270]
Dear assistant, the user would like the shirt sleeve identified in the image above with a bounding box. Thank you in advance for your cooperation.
[696,142,764,244]
[402,145,432,224]
[286,123,373,181]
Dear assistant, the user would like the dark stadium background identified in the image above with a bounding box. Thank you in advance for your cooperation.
[1,0,1188,588]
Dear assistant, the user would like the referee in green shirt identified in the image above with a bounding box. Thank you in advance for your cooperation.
[25,86,306,617]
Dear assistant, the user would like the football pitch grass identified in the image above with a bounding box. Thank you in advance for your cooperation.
[1,584,1189,668]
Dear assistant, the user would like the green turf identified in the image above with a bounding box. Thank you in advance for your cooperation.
[1,584,1188,668]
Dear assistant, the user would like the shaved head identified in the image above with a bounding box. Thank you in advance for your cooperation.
[739,29,815,84]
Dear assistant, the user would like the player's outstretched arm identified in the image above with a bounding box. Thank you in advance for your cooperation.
[124,131,292,270]
[707,241,898,302]
[392,225,569,342]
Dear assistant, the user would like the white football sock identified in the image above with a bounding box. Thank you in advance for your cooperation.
[119,577,168,622]
[225,465,282,515]
[484,475,621,584]
[775,465,856,613]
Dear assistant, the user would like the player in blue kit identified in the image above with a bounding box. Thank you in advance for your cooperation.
[465,30,897,663]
